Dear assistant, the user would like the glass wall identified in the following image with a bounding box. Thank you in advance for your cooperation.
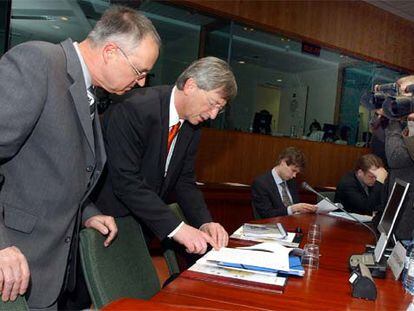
[5,0,409,145]
[0,0,11,55]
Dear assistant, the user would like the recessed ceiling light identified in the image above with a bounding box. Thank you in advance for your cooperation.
[238,60,245,64]
[51,25,61,30]
[277,79,282,82]
[60,16,68,21]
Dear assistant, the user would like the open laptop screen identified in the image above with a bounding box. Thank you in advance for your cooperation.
[377,178,409,236]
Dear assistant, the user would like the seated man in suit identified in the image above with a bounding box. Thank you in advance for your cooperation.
[95,56,237,255]
[334,153,387,215]
[252,147,317,218]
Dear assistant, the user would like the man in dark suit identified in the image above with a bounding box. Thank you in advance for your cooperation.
[96,57,237,255]
[335,154,387,215]
[252,147,317,218]
[0,6,160,309]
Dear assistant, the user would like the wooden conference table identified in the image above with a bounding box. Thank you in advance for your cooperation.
[113,214,412,310]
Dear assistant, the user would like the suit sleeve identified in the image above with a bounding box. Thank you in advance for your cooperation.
[104,104,180,240]
[335,177,383,215]
[0,45,48,249]
[173,130,212,229]
[81,199,101,225]
[251,178,288,218]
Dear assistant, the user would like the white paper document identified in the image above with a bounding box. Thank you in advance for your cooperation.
[230,224,299,247]
[203,244,292,272]
[317,198,338,213]
[328,211,373,222]
[189,262,287,286]
[237,241,304,257]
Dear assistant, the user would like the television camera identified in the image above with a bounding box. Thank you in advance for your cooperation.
[360,82,414,119]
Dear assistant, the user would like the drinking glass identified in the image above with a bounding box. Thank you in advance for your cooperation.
[302,243,320,269]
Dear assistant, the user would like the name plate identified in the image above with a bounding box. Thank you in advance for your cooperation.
[387,241,405,280]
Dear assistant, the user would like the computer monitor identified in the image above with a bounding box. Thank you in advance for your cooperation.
[373,178,410,262]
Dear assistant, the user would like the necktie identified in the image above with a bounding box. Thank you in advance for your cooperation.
[87,86,97,120]
[167,122,181,153]
[280,182,292,207]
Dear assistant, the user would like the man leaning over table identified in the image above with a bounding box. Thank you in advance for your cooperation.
[95,56,238,255]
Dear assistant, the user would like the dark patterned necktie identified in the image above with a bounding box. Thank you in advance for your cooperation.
[87,86,97,120]
[280,182,292,207]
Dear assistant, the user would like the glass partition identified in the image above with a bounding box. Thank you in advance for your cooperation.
[0,0,11,55]
[6,0,409,145]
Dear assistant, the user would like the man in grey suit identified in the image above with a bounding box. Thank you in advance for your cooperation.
[384,75,414,240]
[0,5,160,310]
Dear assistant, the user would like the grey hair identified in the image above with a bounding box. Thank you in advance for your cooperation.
[176,57,238,101]
[88,5,161,52]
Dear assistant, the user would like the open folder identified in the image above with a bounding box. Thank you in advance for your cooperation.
[194,242,304,276]
[183,242,304,293]
[213,255,304,276]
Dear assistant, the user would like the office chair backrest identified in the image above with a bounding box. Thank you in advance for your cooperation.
[0,296,28,311]
[163,203,186,275]
[80,216,161,309]
[252,204,262,220]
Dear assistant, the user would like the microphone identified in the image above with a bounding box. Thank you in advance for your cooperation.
[301,182,378,243]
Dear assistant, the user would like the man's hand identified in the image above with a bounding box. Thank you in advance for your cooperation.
[84,215,118,247]
[0,246,30,302]
[199,222,228,249]
[172,223,218,254]
[370,167,388,184]
[290,203,317,214]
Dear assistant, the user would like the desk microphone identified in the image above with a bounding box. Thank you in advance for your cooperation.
[301,182,378,243]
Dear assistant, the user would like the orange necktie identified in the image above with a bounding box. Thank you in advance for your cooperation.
[167,122,181,153]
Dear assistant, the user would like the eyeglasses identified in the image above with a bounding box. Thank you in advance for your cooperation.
[204,91,226,114]
[117,46,148,80]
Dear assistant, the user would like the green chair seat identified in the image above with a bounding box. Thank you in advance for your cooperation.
[0,295,28,311]
[80,216,161,309]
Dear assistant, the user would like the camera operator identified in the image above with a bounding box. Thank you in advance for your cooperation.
[384,75,414,240]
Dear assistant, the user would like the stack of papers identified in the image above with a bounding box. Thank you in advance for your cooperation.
[230,224,299,247]
[316,198,338,213]
[328,211,373,222]
[242,223,284,239]
[193,242,305,277]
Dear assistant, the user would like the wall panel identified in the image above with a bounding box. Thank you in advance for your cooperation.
[195,128,369,187]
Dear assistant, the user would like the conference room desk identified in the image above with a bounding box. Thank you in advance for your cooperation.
[150,214,411,310]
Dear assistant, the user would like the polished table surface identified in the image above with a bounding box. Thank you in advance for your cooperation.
[151,214,412,310]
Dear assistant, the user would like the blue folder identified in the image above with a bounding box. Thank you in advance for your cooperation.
[217,256,304,276]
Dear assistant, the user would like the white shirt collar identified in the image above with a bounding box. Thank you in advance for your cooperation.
[169,86,184,127]
[272,168,284,185]
[73,42,92,90]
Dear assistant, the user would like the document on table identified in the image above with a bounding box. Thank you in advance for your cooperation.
[196,242,304,277]
[188,261,287,286]
[316,198,338,213]
[328,211,373,222]
[230,224,299,247]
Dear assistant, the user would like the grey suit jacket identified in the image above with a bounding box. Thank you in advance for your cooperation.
[385,120,414,240]
[0,39,105,308]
